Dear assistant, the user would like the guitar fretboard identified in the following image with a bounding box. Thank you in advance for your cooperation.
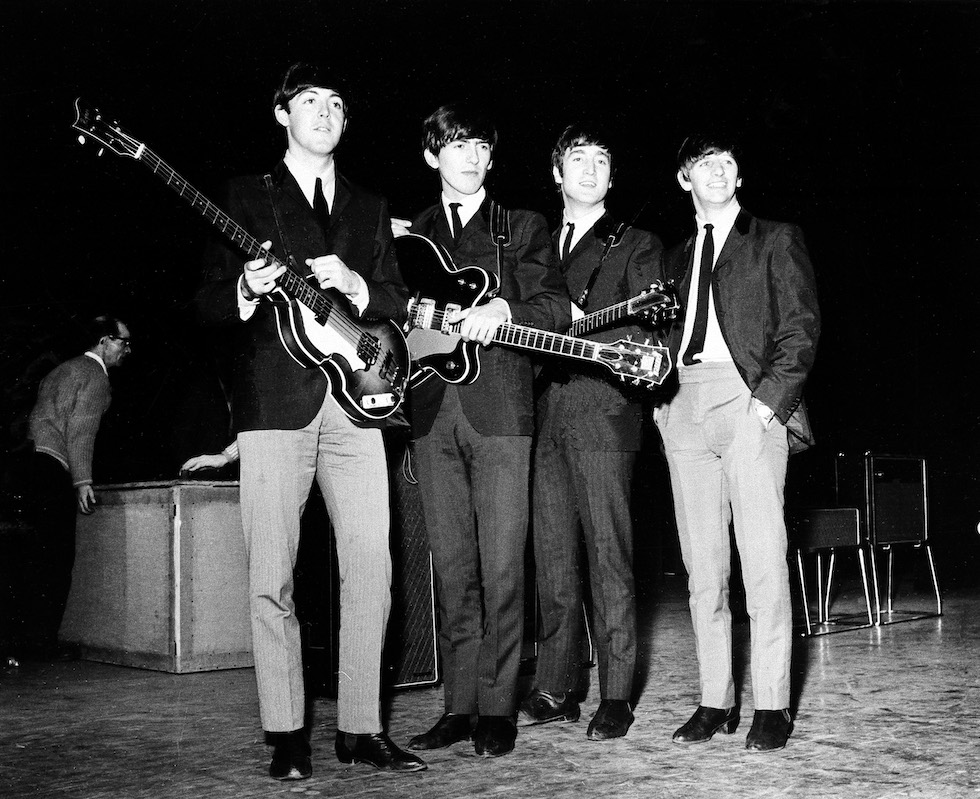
[567,300,633,338]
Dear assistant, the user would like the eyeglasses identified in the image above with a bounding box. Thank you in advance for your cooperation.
[108,335,132,348]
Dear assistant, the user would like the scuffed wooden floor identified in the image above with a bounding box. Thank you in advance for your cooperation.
[2,578,977,799]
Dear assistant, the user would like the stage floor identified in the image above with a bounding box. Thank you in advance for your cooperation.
[1,576,977,799]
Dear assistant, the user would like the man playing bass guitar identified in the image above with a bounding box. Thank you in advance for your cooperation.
[193,63,423,779]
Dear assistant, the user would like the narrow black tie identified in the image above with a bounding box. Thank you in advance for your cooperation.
[449,202,463,243]
[682,223,715,366]
[313,177,330,234]
[561,222,575,261]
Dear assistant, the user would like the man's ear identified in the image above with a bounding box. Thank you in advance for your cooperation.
[736,176,743,188]
[486,158,493,172]
[552,165,562,186]
[423,149,440,170]
[274,104,290,129]
[676,169,693,193]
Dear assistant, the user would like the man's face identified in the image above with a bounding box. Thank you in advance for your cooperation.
[554,144,612,210]
[424,138,493,201]
[677,149,741,212]
[103,323,131,369]
[275,87,347,158]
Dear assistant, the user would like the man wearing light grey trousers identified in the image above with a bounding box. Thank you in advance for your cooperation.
[193,63,423,779]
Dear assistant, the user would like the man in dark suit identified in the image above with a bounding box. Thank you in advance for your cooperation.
[193,63,424,779]
[518,123,662,740]
[655,134,820,751]
[394,104,570,758]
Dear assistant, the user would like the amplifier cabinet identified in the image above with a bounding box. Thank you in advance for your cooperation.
[835,453,928,545]
[788,507,862,551]
[60,481,253,673]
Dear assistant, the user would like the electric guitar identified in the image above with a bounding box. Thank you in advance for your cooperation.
[395,233,672,388]
[566,281,679,337]
[71,98,409,422]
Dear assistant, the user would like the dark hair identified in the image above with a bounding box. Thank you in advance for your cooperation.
[85,315,127,349]
[273,62,350,116]
[676,134,742,178]
[551,122,617,178]
[422,104,498,155]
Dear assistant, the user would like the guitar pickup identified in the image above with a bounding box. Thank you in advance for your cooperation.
[360,393,396,409]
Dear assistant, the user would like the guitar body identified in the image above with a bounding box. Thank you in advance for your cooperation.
[395,233,499,385]
[397,232,673,389]
[269,285,410,420]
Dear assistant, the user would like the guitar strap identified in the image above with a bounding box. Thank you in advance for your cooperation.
[576,220,629,309]
[262,174,304,293]
[488,200,511,279]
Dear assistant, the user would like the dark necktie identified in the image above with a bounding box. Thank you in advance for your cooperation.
[561,222,575,261]
[449,202,463,243]
[313,177,330,234]
[682,223,715,366]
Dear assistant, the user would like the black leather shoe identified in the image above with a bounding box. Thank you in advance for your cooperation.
[473,716,517,758]
[587,699,634,740]
[336,731,427,772]
[517,689,581,727]
[745,709,793,752]
[672,705,739,744]
[406,713,474,751]
[268,730,312,781]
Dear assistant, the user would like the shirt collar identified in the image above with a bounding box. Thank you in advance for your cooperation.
[562,203,606,237]
[696,199,741,245]
[84,350,108,376]
[442,187,486,230]
[283,150,337,208]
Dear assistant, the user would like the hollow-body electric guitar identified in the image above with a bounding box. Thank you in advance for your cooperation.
[394,233,672,388]
[71,98,409,422]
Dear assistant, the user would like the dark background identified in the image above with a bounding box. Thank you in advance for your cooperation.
[1,1,977,585]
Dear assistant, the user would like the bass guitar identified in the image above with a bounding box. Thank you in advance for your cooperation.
[71,98,409,422]
[395,233,672,388]
[567,281,679,337]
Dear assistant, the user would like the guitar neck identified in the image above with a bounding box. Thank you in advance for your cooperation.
[133,146,333,318]
[494,322,606,362]
[567,299,633,337]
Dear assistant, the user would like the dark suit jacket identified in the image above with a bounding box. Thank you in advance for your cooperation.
[537,215,663,451]
[407,197,571,438]
[661,208,820,449]
[193,161,408,432]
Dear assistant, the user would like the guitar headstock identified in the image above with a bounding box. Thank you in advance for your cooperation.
[72,98,144,160]
[631,281,681,324]
[599,339,673,388]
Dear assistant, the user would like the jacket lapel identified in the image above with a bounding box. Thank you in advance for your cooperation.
[713,207,752,272]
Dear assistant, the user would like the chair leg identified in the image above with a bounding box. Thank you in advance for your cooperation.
[867,545,883,626]
[796,549,812,636]
[886,547,896,615]
[857,547,874,627]
[924,543,943,616]
[824,550,837,622]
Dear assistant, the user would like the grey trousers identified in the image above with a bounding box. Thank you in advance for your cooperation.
[238,394,392,733]
[656,361,792,710]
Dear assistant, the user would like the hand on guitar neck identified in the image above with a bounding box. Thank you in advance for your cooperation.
[449,297,511,346]
[242,241,283,301]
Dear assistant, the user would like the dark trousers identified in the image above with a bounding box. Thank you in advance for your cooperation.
[532,431,638,701]
[411,387,531,717]
[27,452,78,647]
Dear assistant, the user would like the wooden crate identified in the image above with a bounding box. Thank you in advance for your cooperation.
[60,480,253,673]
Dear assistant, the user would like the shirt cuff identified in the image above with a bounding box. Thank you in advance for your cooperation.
[345,273,370,316]
[237,275,259,321]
